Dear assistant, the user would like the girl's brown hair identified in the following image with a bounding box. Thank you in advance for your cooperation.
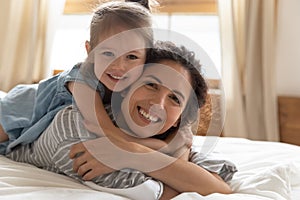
[89,1,153,50]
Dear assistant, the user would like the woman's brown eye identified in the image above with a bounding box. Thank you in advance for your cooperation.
[127,54,138,60]
[145,82,158,89]
[170,94,181,105]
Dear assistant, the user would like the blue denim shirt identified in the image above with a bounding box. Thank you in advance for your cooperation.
[0,63,105,154]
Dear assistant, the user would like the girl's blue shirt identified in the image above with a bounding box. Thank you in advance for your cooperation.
[0,63,105,154]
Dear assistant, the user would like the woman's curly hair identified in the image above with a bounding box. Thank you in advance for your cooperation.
[146,41,208,128]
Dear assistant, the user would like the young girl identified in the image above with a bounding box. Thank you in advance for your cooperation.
[0,1,154,154]
[6,41,236,200]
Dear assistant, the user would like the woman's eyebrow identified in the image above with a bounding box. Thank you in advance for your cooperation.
[145,75,162,83]
[173,90,185,101]
[145,75,185,101]
[129,49,144,54]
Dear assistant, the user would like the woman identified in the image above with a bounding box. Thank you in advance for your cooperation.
[69,41,236,199]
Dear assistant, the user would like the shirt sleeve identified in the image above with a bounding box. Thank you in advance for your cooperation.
[62,63,105,98]
[189,148,238,182]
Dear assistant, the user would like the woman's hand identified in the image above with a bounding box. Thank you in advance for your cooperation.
[70,137,144,179]
[69,137,176,180]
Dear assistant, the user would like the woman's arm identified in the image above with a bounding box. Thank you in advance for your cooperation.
[69,138,232,195]
[160,184,179,200]
[147,155,232,195]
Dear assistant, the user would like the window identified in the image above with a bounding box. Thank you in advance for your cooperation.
[50,0,221,79]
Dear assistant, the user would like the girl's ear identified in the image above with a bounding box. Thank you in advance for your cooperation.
[85,40,91,54]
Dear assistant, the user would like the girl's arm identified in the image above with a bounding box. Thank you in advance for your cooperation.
[68,81,168,150]
[69,138,232,196]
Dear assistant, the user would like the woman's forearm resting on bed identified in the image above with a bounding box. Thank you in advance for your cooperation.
[147,157,232,195]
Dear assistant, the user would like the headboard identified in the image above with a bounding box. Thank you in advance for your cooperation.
[278,96,300,146]
[197,94,300,144]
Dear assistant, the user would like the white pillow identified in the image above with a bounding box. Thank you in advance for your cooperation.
[229,162,299,200]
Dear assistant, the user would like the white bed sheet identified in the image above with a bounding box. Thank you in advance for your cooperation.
[0,136,300,200]
[0,91,7,99]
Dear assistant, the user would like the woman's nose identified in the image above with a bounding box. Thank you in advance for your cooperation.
[150,92,167,108]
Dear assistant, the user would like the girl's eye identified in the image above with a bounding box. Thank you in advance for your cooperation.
[145,82,158,90]
[127,54,138,60]
[102,51,114,57]
[169,94,181,105]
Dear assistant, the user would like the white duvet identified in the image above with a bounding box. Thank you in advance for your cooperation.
[1,136,300,200]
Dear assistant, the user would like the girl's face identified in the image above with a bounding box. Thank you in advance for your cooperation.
[120,60,192,138]
[93,27,147,92]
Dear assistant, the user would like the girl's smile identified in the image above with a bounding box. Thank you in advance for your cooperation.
[93,28,147,92]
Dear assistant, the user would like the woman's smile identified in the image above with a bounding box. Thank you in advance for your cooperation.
[137,106,160,124]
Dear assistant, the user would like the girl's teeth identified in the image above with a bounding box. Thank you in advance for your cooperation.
[110,74,123,80]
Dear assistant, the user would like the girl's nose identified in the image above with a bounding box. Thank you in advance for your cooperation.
[111,56,126,71]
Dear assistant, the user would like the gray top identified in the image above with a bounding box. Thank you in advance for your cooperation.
[6,105,237,189]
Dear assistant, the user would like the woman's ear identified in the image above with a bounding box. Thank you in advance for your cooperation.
[173,119,180,128]
[85,40,91,54]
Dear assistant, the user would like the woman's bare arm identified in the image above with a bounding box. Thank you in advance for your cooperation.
[69,138,232,196]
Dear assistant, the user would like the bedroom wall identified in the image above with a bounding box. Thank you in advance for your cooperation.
[276,0,300,97]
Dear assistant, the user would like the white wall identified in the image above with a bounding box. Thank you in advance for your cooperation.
[276,0,300,97]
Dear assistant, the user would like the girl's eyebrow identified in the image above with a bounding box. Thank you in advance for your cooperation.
[145,75,185,101]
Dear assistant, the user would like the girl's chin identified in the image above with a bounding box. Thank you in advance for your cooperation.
[131,125,164,138]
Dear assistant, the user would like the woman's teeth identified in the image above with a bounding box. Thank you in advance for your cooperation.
[139,108,159,122]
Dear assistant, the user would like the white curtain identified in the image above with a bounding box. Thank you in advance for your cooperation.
[218,0,279,141]
[0,0,65,92]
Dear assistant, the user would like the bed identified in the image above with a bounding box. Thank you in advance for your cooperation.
[1,91,300,200]
[0,136,299,200]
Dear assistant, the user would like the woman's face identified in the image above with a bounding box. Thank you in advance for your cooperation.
[120,60,192,138]
[93,27,147,92]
